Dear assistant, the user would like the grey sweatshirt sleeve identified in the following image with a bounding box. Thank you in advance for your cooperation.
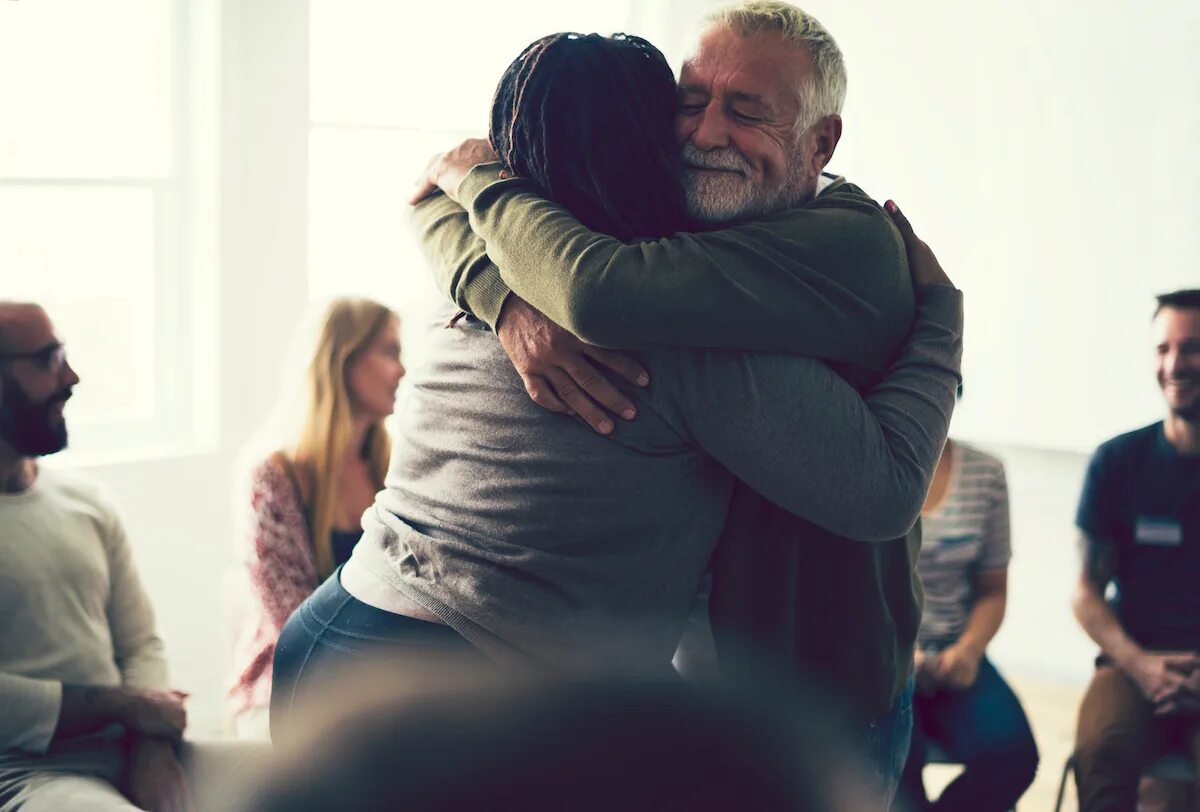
[104,512,169,690]
[0,673,62,752]
[660,284,963,541]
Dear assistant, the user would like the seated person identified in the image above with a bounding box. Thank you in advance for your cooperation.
[227,298,404,738]
[269,31,963,742]
[899,437,1038,811]
[1072,289,1200,812]
[0,302,188,812]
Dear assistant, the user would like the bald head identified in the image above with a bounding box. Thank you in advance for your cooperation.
[0,302,78,458]
[0,302,50,354]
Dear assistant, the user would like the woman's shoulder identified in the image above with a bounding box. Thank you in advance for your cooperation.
[244,452,312,551]
[249,452,310,504]
[953,442,1007,487]
[250,451,289,485]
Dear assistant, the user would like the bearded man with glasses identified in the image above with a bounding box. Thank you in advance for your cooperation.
[0,302,190,812]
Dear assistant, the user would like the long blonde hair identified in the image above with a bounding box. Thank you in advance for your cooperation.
[293,298,396,577]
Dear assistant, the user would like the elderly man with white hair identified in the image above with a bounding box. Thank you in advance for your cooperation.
[411,1,931,803]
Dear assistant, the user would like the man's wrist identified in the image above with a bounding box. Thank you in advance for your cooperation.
[1111,642,1146,674]
[494,292,518,335]
[106,686,139,726]
[65,684,133,726]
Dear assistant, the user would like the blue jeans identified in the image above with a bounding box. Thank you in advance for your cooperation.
[269,569,480,742]
[865,676,915,810]
[899,657,1039,811]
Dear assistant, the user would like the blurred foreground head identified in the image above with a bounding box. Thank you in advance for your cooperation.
[248,663,873,811]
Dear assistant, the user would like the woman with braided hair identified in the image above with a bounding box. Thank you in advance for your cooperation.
[271,32,707,741]
[486,32,688,243]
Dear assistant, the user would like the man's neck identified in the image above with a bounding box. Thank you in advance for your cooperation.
[1164,413,1200,456]
[0,446,37,493]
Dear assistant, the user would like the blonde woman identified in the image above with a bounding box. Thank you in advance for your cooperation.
[228,298,404,738]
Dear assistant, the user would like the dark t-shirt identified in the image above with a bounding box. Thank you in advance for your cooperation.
[1076,422,1200,651]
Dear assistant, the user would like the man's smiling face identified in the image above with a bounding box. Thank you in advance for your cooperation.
[1155,305,1200,421]
[675,26,818,223]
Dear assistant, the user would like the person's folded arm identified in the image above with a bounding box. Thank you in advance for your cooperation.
[447,163,913,367]
[656,284,962,541]
[0,672,64,752]
[0,677,186,753]
[104,510,168,691]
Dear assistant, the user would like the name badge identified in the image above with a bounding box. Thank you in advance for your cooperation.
[1135,516,1183,547]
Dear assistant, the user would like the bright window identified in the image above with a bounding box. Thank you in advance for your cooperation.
[0,0,215,461]
[307,1,635,316]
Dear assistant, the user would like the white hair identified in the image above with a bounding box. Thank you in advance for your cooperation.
[703,1,847,133]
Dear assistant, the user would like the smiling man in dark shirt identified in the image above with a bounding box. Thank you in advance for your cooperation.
[1072,288,1200,811]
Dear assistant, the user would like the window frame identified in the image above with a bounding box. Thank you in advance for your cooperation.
[0,0,219,466]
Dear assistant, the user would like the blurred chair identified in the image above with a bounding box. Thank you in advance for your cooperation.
[1053,750,1197,812]
[182,738,272,812]
[924,740,1018,811]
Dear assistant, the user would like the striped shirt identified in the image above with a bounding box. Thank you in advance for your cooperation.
[916,442,1011,649]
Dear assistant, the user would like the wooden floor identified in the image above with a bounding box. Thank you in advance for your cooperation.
[921,674,1083,811]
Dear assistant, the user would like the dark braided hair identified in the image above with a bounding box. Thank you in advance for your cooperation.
[490,33,688,242]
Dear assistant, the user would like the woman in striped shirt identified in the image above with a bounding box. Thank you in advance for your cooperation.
[899,439,1039,811]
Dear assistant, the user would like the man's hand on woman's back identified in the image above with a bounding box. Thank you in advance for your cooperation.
[495,296,649,435]
[410,138,499,205]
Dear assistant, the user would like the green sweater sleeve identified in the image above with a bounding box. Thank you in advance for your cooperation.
[453,163,915,370]
[409,191,512,330]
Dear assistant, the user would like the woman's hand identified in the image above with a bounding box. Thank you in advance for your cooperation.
[884,200,955,289]
[932,642,982,692]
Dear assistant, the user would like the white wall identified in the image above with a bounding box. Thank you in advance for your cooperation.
[810,0,1199,455]
[653,0,1200,454]
[984,444,1096,684]
[66,0,312,734]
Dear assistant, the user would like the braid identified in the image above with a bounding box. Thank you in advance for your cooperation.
[490,32,688,242]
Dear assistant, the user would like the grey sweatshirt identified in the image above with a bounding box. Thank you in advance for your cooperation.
[351,285,962,671]
[0,467,166,757]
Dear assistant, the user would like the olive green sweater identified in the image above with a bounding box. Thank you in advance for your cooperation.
[412,164,929,718]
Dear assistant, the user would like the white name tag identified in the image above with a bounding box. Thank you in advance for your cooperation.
[1135,516,1183,546]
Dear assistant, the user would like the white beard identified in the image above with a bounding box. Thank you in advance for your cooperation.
[680,142,810,223]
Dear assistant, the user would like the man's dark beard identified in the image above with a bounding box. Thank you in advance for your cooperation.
[1171,397,1200,423]
[0,370,70,456]
[1164,373,1200,423]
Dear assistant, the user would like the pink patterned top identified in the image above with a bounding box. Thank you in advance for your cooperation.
[227,455,318,716]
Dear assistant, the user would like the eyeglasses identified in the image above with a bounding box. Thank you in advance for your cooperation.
[0,343,68,374]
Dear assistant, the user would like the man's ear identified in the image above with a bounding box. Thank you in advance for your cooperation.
[810,113,842,174]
